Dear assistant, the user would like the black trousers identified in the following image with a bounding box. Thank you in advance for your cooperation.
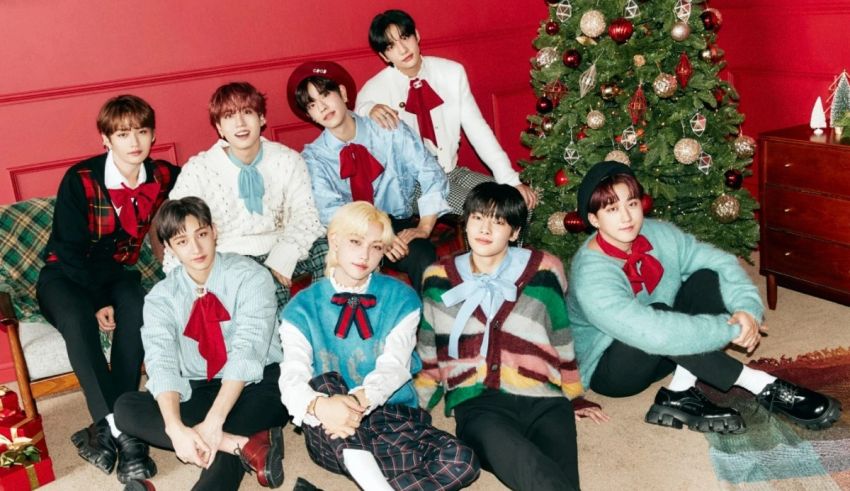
[36,264,145,423]
[385,216,437,293]
[454,391,579,491]
[114,364,287,491]
[590,269,744,398]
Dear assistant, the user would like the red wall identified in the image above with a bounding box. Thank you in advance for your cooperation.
[0,1,543,381]
[2,0,848,381]
[716,0,850,191]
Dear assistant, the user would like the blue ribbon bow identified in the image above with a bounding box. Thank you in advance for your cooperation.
[227,146,265,215]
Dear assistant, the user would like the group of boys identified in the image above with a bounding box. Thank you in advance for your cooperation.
[38,8,581,491]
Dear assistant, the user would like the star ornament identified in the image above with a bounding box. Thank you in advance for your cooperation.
[690,113,707,136]
[697,151,713,175]
[624,0,640,19]
[555,1,572,22]
[563,144,581,166]
[674,0,692,22]
[621,125,638,150]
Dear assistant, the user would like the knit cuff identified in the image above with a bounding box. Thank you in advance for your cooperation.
[265,242,300,279]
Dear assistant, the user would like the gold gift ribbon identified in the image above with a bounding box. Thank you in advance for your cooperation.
[0,386,9,396]
[25,462,39,488]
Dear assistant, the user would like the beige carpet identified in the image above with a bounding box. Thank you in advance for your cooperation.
[27,255,850,490]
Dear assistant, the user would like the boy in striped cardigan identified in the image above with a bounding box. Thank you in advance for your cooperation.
[416,182,606,491]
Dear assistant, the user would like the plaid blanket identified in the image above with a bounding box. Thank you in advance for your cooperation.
[0,197,163,323]
[703,347,850,490]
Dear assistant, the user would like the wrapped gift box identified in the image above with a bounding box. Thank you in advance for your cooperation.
[0,417,46,458]
[0,457,55,491]
[0,388,20,421]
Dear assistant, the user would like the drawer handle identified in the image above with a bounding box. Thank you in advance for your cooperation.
[784,162,793,168]
[784,251,792,257]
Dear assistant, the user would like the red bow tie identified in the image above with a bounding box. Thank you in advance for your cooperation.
[339,143,385,204]
[183,291,231,380]
[331,293,377,340]
[405,78,443,146]
[596,233,665,295]
[107,181,160,238]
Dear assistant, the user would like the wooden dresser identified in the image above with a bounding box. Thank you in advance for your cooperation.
[759,125,850,309]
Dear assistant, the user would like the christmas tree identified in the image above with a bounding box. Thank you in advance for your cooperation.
[520,0,759,266]
[829,70,850,127]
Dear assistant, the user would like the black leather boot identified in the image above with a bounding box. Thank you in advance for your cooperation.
[645,386,746,434]
[70,418,118,474]
[757,379,842,430]
[115,433,157,484]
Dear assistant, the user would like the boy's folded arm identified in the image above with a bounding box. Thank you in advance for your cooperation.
[355,310,420,412]
[278,320,325,427]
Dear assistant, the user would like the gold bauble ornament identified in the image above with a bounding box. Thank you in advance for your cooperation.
[541,117,555,133]
[670,21,691,41]
[580,10,607,38]
[653,73,678,98]
[711,194,741,223]
[587,110,606,129]
[673,138,702,164]
[733,135,756,159]
[605,150,631,165]
[633,54,646,67]
[547,212,568,235]
[600,84,620,100]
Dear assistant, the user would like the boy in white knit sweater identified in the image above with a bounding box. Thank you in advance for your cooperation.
[168,82,326,309]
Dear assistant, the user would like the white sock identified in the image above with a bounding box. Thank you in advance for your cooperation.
[105,413,122,438]
[667,365,698,392]
[342,448,393,491]
[734,366,777,395]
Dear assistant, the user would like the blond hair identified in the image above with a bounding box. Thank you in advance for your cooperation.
[325,202,395,278]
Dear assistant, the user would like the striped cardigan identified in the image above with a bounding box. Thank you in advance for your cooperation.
[415,248,583,414]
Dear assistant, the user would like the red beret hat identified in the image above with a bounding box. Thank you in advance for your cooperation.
[286,60,357,121]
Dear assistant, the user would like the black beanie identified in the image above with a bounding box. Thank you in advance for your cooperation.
[576,161,636,226]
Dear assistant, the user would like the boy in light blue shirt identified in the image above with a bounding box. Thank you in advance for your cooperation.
[286,60,450,293]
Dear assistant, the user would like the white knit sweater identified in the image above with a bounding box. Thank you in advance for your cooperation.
[167,138,325,277]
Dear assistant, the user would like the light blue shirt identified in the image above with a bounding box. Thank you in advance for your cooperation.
[301,112,450,225]
[142,252,282,401]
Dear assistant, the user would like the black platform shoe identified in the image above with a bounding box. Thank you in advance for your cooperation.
[70,419,118,474]
[757,379,842,430]
[115,433,157,484]
[645,387,747,434]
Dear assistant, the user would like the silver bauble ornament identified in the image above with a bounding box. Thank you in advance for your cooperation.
[547,212,568,235]
[580,10,607,38]
[605,150,631,165]
[671,21,691,41]
[711,194,741,223]
[587,110,606,129]
[674,138,701,164]
[733,135,756,159]
[541,117,555,133]
[653,73,678,98]
[536,47,560,68]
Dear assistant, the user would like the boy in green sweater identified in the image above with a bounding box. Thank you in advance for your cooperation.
[567,161,841,434]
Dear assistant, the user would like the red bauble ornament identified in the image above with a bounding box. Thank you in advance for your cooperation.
[608,18,634,43]
[545,21,560,35]
[700,8,723,31]
[554,168,569,187]
[676,52,693,88]
[713,87,726,104]
[577,128,588,140]
[641,194,654,214]
[563,49,582,68]
[536,96,554,114]
[543,80,568,105]
[563,211,586,233]
[628,86,648,125]
[724,169,743,189]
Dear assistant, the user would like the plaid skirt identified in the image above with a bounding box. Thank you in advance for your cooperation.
[303,372,480,491]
